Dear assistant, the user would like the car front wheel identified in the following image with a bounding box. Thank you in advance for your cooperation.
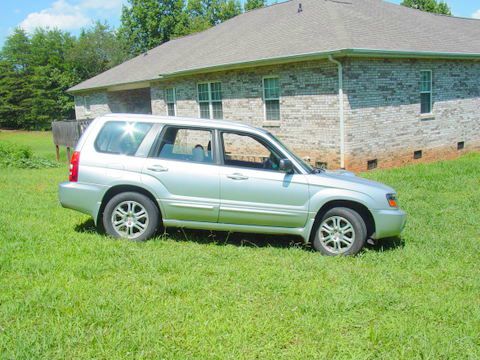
[313,207,367,256]
[103,192,159,241]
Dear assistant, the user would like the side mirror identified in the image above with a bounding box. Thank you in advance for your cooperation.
[279,159,294,174]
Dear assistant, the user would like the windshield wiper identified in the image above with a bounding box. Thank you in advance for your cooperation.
[310,168,324,174]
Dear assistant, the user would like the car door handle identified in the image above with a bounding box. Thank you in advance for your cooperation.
[227,173,249,180]
[147,165,168,172]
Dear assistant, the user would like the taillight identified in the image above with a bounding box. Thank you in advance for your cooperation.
[69,151,80,182]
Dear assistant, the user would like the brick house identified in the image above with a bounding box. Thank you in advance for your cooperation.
[68,0,480,171]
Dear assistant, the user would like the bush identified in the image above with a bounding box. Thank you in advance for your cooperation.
[0,142,59,169]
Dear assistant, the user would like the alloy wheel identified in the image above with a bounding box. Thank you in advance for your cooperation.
[111,200,149,239]
[318,216,356,254]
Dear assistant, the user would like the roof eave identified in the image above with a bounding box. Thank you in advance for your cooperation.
[349,48,480,60]
[155,48,480,80]
[69,48,480,93]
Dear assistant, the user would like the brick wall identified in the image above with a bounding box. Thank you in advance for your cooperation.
[74,91,109,119]
[151,60,342,167]
[73,58,480,171]
[344,58,480,171]
[74,88,152,119]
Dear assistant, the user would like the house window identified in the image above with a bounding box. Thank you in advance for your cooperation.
[420,70,432,114]
[197,82,223,119]
[165,88,176,116]
[84,95,91,114]
[263,77,280,121]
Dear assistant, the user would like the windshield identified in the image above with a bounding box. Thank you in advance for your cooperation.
[266,132,314,173]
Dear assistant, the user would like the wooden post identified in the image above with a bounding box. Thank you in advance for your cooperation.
[66,147,71,162]
[55,145,60,162]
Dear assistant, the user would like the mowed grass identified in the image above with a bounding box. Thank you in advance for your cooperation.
[0,131,479,359]
[0,130,68,162]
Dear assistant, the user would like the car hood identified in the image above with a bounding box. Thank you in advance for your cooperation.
[307,169,396,194]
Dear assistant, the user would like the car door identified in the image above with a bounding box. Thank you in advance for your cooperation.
[142,126,220,223]
[218,131,309,228]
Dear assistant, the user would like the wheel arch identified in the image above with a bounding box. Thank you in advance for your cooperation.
[97,185,162,229]
[309,200,376,243]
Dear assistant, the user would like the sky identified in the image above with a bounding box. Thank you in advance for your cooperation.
[0,0,479,46]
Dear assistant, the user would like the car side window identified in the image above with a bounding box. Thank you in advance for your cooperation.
[222,132,282,171]
[152,127,214,164]
[94,121,153,156]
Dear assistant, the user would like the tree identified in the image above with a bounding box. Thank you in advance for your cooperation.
[119,0,242,56]
[67,22,129,82]
[186,0,242,28]
[401,0,452,15]
[0,28,79,129]
[119,0,187,56]
[0,28,33,129]
[27,29,77,128]
[244,0,266,11]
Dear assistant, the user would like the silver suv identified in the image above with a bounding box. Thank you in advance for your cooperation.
[59,114,406,256]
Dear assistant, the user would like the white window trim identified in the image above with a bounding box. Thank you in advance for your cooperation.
[420,70,433,115]
[165,87,176,116]
[197,82,222,120]
[83,95,91,117]
[262,76,280,121]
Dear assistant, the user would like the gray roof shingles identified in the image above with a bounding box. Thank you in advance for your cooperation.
[69,0,480,92]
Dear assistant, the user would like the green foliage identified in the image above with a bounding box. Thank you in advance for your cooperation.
[67,22,129,82]
[28,29,77,128]
[0,141,59,169]
[0,23,130,130]
[0,134,479,358]
[119,0,188,56]
[0,28,76,130]
[0,1,253,129]
[401,0,452,15]
[119,0,242,56]
[244,0,266,11]
[0,29,33,129]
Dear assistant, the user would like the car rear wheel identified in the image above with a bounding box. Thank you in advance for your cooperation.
[313,207,367,256]
[103,192,159,241]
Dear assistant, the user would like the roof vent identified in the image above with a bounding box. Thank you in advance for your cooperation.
[298,3,303,13]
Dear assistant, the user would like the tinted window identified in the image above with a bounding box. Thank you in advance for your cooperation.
[222,132,282,171]
[94,121,152,155]
[152,127,213,164]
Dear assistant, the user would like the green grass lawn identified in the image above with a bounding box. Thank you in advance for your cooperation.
[0,132,479,359]
[0,130,68,162]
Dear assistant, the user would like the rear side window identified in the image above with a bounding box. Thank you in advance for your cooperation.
[94,121,152,155]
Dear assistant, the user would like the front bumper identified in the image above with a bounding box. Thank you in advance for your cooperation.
[371,208,407,239]
[58,182,106,223]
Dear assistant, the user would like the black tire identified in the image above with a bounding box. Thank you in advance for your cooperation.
[312,207,367,256]
[103,192,160,242]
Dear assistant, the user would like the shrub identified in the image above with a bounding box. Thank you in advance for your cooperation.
[0,142,59,169]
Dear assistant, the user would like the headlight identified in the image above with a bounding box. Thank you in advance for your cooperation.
[386,193,398,208]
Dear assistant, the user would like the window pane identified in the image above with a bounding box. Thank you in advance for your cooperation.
[264,77,279,99]
[210,82,222,101]
[198,83,209,101]
[199,102,210,119]
[222,132,282,171]
[421,93,431,114]
[167,103,175,116]
[420,71,431,92]
[157,127,213,163]
[84,96,91,111]
[212,101,223,119]
[94,121,152,156]
[165,88,175,103]
[265,100,280,120]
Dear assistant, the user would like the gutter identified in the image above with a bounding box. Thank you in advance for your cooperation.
[328,55,345,170]
[68,48,480,94]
